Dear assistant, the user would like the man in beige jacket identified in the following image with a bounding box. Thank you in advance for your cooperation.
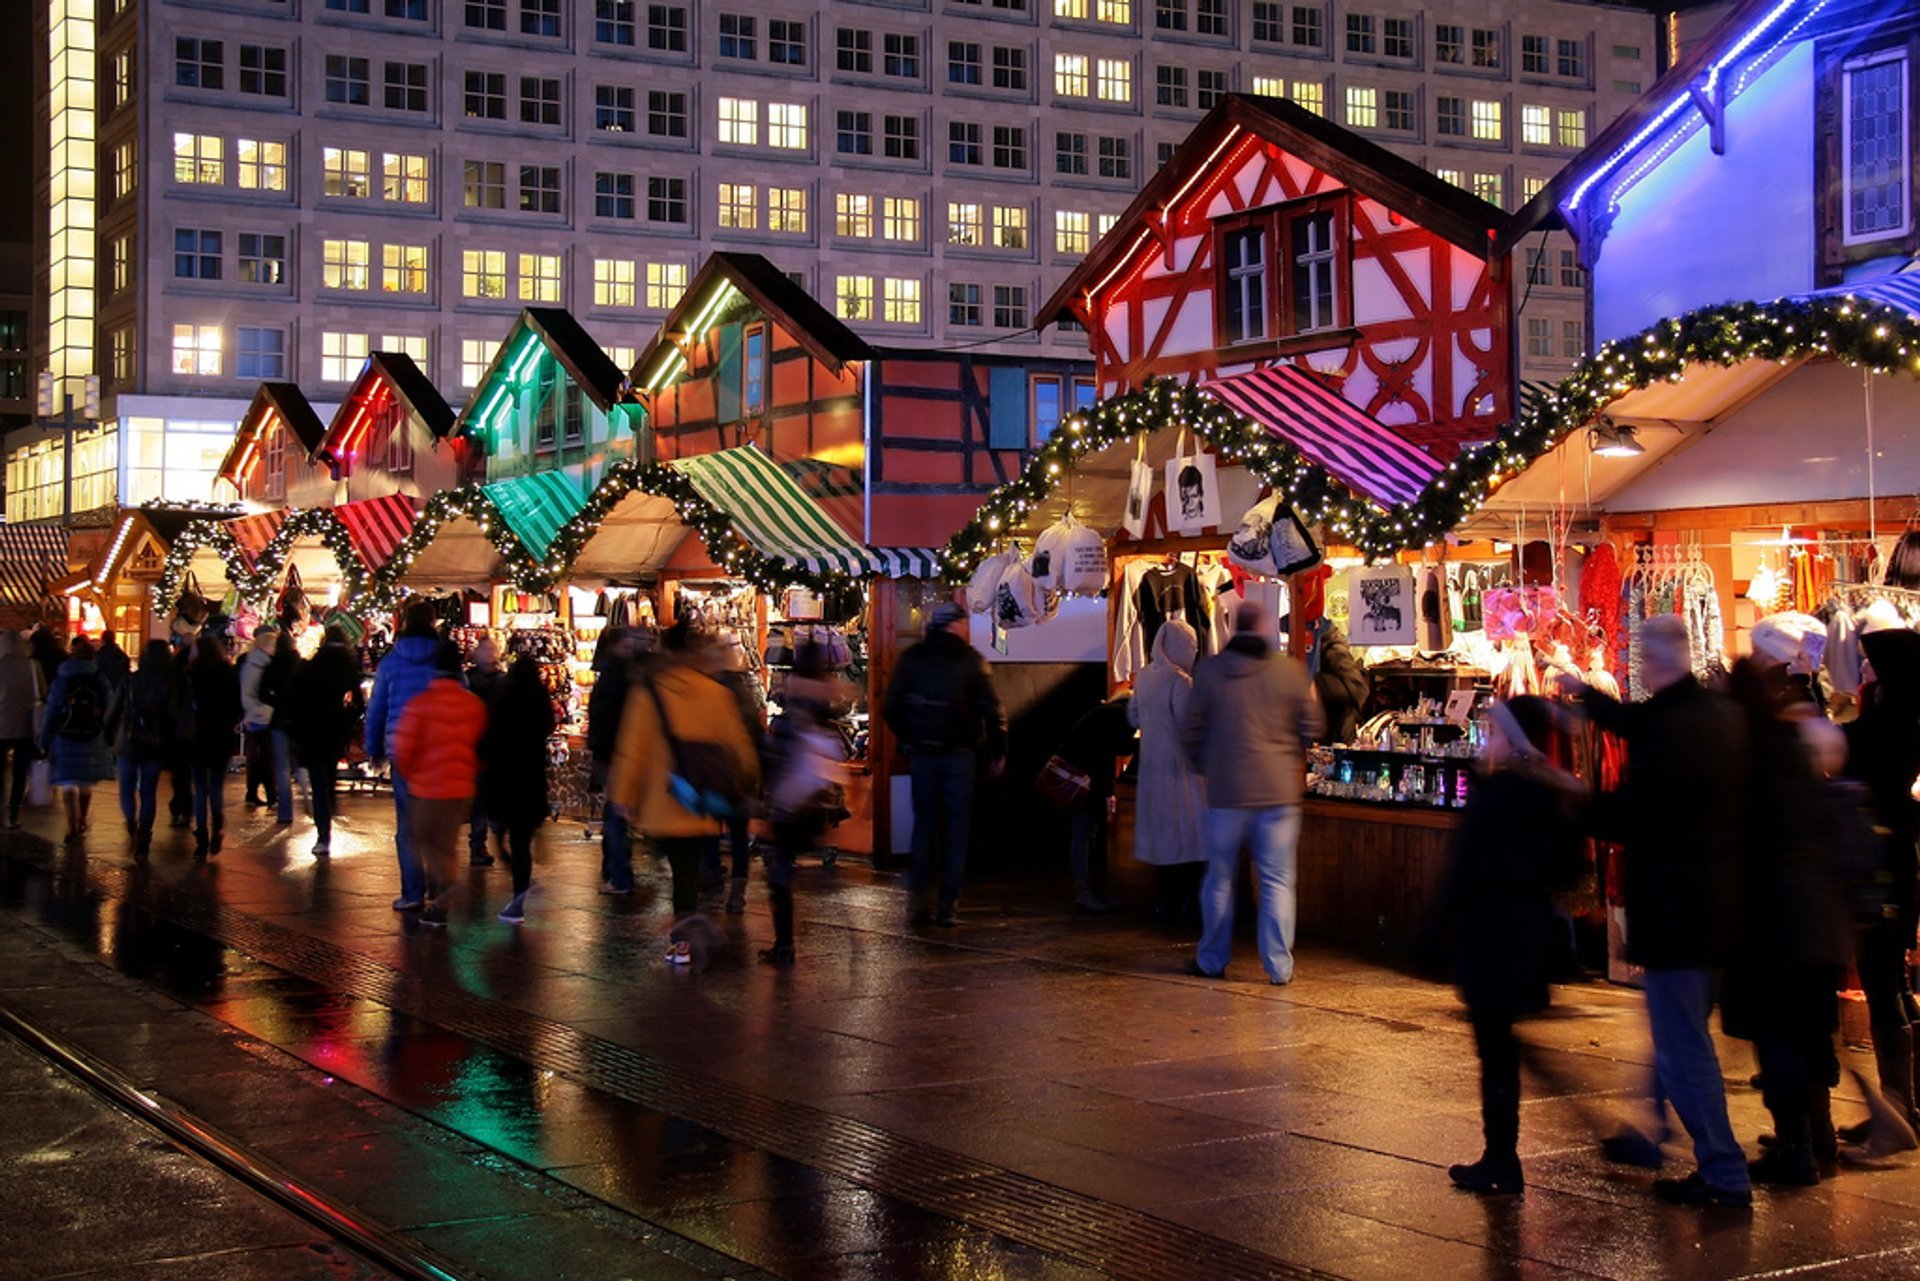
[1181,601,1323,984]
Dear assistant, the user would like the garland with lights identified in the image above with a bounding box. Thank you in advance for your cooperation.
[944,293,1920,575]
[152,508,372,615]
[362,486,548,613]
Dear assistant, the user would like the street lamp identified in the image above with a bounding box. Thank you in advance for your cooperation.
[35,371,101,529]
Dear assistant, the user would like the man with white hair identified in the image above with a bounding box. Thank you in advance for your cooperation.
[1563,614,1752,1207]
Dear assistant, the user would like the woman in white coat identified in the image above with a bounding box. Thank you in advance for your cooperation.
[1129,620,1208,926]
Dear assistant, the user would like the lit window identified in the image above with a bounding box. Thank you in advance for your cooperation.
[518,252,562,302]
[1055,210,1091,255]
[462,250,505,299]
[1433,167,1464,187]
[768,103,809,150]
[593,258,637,307]
[1555,108,1587,148]
[383,152,430,203]
[948,202,984,246]
[718,97,759,145]
[236,139,286,191]
[768,186,809,233]
[992,205,1028,250]
[1522,175,1546,200]
[646,261,688,309]
[461,338,497,388]
[323,147,371,198]
[882,196,920,241]
[322,238,371,291]
[1521,105,1551,146]
[1345,87,1377,129]
[381,334,429,366]
[1471,171,1504,206]
[1470,99,1503,141]
[836,275,874,321]
[171,326,221,376]
[1055,0,1085,15]
[173,133,223,185]
[321,332,369,382]
[1054,54,1089,97]
[1098,0,1130,19]
[113,141,137,200]
[718,182,757,229]
[883,277,922,324]
[382,244,429,294]
[1096,58,1131,102]
[836,192,873,238]
[1291,81,1324,116]
[1251,75,1282,96]
[607,345,637,371]
[1098,212,1119,235]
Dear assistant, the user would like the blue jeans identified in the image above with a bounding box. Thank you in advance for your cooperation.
[1197,804,1303,983]
[908,749,976,909]
[600,806,633,891]
[191,761,225,835]
[271,728,298,822]
[393,775,427,905]
[1642,967,1750,1192]
[117,753,162,835]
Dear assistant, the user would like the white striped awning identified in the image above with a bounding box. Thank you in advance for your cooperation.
[1797,271,1920,318]
[0,525,69,607]
[864,547,945,579]
[1519,379,1561,416]
[1198,365,1443,509]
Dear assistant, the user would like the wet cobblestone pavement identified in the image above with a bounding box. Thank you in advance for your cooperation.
[5,794,1920,1279]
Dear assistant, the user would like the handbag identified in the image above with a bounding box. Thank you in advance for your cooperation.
[1035,754,1092,811]
[171,572,211,637]
[645,679,745,820]
[26,758,50,808]
[277,564,311,630]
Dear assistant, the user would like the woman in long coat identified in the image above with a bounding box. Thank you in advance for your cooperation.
[479,655,553,924]
[187,634,243,858]
[1128,620,1207,924]
[40,637,115,841]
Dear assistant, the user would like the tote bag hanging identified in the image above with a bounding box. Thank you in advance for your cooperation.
[1121,435,1155,540]
[1164,429,1221,535]
[1228,496,1322,579]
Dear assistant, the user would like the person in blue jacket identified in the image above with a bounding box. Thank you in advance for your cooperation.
[365,602,446,912]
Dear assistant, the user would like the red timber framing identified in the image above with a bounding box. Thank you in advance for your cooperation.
[217,382,329,504]
[1040,95,1516,454]
[318,351,480,500]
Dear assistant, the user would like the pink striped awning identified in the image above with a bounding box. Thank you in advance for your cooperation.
[335,494,420,573]
[227,511,286,566]
[1199,365,1443,509]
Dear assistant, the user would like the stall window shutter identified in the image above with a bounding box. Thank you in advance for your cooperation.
[988,367,1029,450]
[716,323,743,424]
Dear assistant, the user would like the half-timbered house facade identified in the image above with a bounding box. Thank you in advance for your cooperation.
[217,382,333,508]
[318,352,478,504]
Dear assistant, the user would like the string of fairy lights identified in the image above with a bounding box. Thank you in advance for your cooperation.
[152,294,1920,621]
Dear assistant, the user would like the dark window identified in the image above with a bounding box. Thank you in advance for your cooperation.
[837,110,873,155]
[175,38,223,90]
[1436,95,1464,136]
[884,114,920,159]
[1345,14,1373,54]
[949,41,981,85]
[1197,0,1225,36]
[1382,17,1412,59]
[324,55,368,105]
[1292,5,1322,47]
[949,121,981,165]
[769,19,805,65]
[1252,2,1283,43]
[993,284,1027,328]
[1221,229,1264,343]
[326,0,372,10]
[520,76,561,125]
[647,175,686,223]
[237,233,285,284]
[1472,28,1500,69]
[719,13,756,59]
[595,0,636,45]
[949,283,981,326]
[647,4,687,51]
[1157,140,1177,165]
[173,228,221,280]
[1056,131,1088,175]
[1383,89,1413,131]
[647,90,687,137]
[1559,249,1585,288]
[1197,68,1227,107]
[465,0,505,29]
[1098,135,1130,180]
[464,71,505,119]
[837,28,872,73]
[1156,0,1186,32]
[520,0,560,37]
[463,159,506,208]
[385,0,426,18]
[1436,23,1462,64]
[238,45,286,96]
[992,45,1027,90]
[595,84,635,131]
[519,165,561,213]
[1156,64,1188,107]
[236,327,286,379]
[992,124,1026,170]
[1557,38,1586,78]
[884,32,919,77]
[1288,208,1339,331]
[1521,34,1548,74]
[383,61,428,112]
[595,172,635,218]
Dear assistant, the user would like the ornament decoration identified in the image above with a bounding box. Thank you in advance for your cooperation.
[941,294,1920,577]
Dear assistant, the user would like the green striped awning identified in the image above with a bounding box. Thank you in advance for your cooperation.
[483,470,589,560]
[669,447,878,577]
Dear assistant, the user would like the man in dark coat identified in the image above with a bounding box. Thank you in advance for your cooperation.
[1564,614,1752,1207]
[1052,697,1135,912]
[1307,618,1369,744]
[464,636,507,866]
[881,600,1007,927]
[587,626,637,894]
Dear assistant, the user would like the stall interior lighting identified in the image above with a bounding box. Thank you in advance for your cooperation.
[1589,420,1645,458]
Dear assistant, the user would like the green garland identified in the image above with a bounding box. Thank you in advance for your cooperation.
[152,508,371,615]
[943,294,1920,576]
[362,486,547,612]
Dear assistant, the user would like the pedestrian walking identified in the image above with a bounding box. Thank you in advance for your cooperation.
[1181,600,1324,984]
[391,644,488,928]
[1441,696,1585,1196]
[186,635,242,857]
[1129,620,1208,925]
[108,639,184,858]
[0,630,44,829]
[263,628,303,824]
[607,622,760,966]
[165,637,195,830]
[880,600,1007,927]
[709,646,766,915]
[1562,614,1752,1207]
[94,628,131,698]
[760,642,853,965]
[29,624,64,695]
[40,636,114,843]
[478,655,553,924]
[238,624,280,810]
[587,626,637,895]
[283,625,363,858]
[1047,696,1135,913]
[365,603,444,912]
[464,635,507,867]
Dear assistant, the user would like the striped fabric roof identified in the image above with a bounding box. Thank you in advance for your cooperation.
[1798,271,1920,318]
[1199,365,1443,509]
[864,547,945,579]
[1519,380,1560,415]
[0,525,69,607]
[334,494,420,573]
[669,447,897,577]
[483,470,590,560]
[227,511,287,565]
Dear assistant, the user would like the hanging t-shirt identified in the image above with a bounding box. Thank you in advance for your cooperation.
[1136,563,1209,661]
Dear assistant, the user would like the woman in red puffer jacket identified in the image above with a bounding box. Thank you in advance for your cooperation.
[392,646,488,927]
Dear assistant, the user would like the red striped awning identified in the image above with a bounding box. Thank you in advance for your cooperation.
[1199,365,1443,509]
[335,494,420,573]
[227,511,286,566]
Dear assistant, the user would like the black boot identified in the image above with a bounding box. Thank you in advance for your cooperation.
[1448,1153,1523,1194]
[210,818,223,856]
[769,882,794,953]
[193,827,209,858]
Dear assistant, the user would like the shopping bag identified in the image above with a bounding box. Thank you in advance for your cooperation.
[1164,429,1221,534]
[1121,435,1154,540]
[26,759,51,808]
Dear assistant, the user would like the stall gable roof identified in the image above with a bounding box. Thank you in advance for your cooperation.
[455,309,640,439]
[320,352,457,468]
[632,252,874,392]
[0,524,71,607]
[1040,94,1508,325]
[218,382,328,484]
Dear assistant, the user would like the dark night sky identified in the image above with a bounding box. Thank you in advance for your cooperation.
[0,4,31,247]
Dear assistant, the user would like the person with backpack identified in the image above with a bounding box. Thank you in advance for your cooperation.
[283,624,363,858]
[238,624,280,810]
[109,639,184,858]
[39,636,113,843]
[365,603,444,912]
[881,600,1007,927]
[187,634,243,858]
[0,629,44,830]
[391,643,489,928]
[607,623,760,967]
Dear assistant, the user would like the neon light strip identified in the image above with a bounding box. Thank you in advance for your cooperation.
[507,333,542,384]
